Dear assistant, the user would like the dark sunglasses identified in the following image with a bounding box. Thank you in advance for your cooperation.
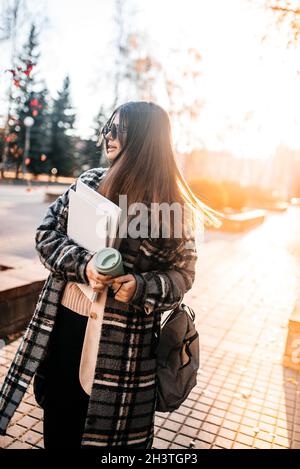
[101,123,127,141]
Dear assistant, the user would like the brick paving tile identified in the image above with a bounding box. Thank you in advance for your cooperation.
[22,430,42,446]
[165,412,185,424]
[243,410,261,421]
[163,420,181,433]
[23,395,37,406]
[293,423,300,433]
[180,425,199,439]
[214,436,233,449]
[271,444,289,449]
[218,428,236,441]
[153,438,170,449]
[225,412,243,424]
[199,396,214,406]
[16,415,38,429]
[232,441,253,449]
[193,440,211,449]
[217,394,232,404]
[274,426,289,438]
[256,431,275,443]
[293,432,300,442]
[0,435,15,449]
[238,424,259,437]
[154,415,165,427]
[276,418,292,429]
[29,407,43,420]
[235,433,254,446]
[188,409,207,421]
[174,434,196,448]
[273,436,290,447]
[182,398,197,408]
[253,439,273,449]
[214,400,230,411]
[31,421,43,434]
[6,425,27,439]
[185,416,202,429]
[200,422,220,434]
[156,428,176,442]
[241,416,259,427]
[261,404,280,416]
[291,442,300,449]
[210,407,227,419]
[10,411,23,424]
[173,407,189,418]
[258,421,276,433]
[7,441,33,449]
[197,430,216,444]
[222,420,240,432]
[260,414,277,426]
[205,414,223,426]
[35,438,44,449]
[208,379,224,388]
[18,402,35,414]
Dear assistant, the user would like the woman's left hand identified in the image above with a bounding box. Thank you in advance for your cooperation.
[109,274,137,303]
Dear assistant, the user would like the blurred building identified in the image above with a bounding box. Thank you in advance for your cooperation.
[183,146,300,198]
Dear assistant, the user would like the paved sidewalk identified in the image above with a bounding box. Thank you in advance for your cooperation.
[1,207,300,449]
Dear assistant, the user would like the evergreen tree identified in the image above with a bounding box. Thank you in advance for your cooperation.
[7,23,51,177]
[23,87,52,175]
[75,106,109,173]
[49,76,76,176]
[91,106,108,168]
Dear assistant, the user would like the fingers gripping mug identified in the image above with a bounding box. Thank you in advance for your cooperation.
[92,247,124,299]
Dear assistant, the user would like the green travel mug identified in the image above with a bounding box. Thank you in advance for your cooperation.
[93,247,124,277]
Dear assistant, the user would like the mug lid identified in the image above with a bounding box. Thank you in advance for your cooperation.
[94,247,120,270]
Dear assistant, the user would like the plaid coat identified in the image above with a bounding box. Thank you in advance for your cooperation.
[0,167,198,448]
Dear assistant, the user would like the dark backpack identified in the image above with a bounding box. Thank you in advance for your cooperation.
[155,303,199,412]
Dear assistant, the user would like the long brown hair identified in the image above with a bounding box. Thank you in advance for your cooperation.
[98,101,223,240]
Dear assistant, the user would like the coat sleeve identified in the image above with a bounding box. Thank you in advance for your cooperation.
[35,175,95,284]
[130,213,198,315]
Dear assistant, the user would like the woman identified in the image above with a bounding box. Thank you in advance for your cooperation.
[0,101,221,449]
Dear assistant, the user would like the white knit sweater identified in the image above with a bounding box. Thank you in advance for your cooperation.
[60,281,92,315]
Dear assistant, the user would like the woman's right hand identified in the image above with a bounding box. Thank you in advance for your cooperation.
[85,255,113,293]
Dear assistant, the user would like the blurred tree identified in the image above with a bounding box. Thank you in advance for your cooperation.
[22,87,52,176]
[266,0,300,46]
[123,33,161,101]
[49,76,76,177]
[95,0,204,154]
[112,0,126,109]
[163,47,204,152]
[111,0,160,106]
[6,23,50,178]
[0,0,48,177]
[91,106,108,168]
[0,0,27,177]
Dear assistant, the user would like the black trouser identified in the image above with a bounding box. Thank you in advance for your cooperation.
[42,303,90,449]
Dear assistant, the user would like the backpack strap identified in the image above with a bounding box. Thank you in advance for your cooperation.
[181,303,196,322]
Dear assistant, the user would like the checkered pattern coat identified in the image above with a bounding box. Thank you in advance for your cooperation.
[0,167,198,448]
